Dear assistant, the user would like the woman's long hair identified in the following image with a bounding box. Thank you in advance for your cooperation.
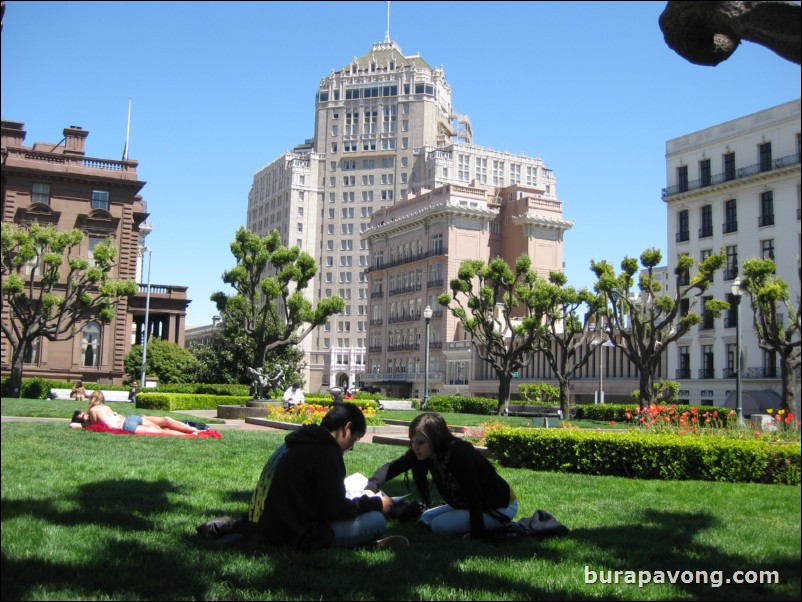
[86,390,105,410]
[408,413,457,458]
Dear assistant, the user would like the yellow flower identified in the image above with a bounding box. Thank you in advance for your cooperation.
[767,408,774,414]
[777,409,786,415]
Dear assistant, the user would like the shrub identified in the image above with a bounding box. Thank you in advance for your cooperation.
[136,393,251,411]
[425,395,496,415]
[484,427,800,485]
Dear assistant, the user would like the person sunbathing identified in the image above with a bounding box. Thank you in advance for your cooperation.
[71,396,200,437]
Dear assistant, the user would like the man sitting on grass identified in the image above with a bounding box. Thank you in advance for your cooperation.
[244,402,408,550]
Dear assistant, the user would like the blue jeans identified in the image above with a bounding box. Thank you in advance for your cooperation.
[420,498,519,536]
[330,511,387,547]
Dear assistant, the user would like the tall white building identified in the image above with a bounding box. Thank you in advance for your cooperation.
[247,40,565,393]
[663,99,801,411]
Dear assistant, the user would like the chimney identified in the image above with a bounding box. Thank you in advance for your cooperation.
[63,126,88,156]
[1,120,26,148]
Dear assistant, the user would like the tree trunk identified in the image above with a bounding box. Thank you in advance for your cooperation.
[638,367,653,410]
[558,378,571,420]
[497,373,512,415]
[8,346,26,398]
[780,354,799,414]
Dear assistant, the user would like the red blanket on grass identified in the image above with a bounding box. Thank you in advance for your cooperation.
[84,423,223,439]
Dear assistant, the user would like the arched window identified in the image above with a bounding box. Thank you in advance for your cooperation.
[82,321,101,367]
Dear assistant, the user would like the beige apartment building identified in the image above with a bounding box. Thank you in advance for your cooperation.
[663,99,800,412]
[1,120,189,386]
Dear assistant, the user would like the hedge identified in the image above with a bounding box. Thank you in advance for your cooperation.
[576,403,732,424]
[484,427,800,485]
[425,395,497,415]
[136,393,252,411]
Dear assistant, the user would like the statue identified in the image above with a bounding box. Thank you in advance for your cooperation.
[246,366,284,400]
[659,1,801,66]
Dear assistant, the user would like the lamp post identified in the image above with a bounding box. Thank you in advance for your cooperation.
[138,224,153,389]
[730,277,744,425]
[423,305,432,410]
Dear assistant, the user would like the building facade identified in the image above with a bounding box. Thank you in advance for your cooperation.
[361,181,576,399]
[663,99,801,409]
[1,120,189,385]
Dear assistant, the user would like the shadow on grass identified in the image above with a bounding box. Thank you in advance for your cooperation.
[2,474,799,600]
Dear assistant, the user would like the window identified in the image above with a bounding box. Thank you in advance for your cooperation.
[677,165,688,192]
[699,158,711,187]
[759,190,774,226]
[725,245,738,280]
[699,205,713,238]
[761,239,775,260]
[723,199,737,233]
[91,190,110,210]
[88,236,105,267]
[32,183,51,204]
[759,142,772,172]
[677,346,691,378]
[24,337,40,364]
[700,344,714,379]
[700,296,715,330]
[81,321,101,367]
[676,210,689,242]
[723,152,735,181]
[475,158,487,184]
[430,233,443,254]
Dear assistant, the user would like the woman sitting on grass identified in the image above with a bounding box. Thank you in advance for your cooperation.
[365,412,518,539]
[70,390,200,436]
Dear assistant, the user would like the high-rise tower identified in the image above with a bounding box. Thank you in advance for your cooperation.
[247,40,569,393]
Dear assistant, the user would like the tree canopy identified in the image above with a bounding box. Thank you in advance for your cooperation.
[591,247,726,408]
[1,222,136,397]
[211,227,344,371]
[438,254,545,415]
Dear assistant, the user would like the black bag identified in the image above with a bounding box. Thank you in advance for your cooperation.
[388,500,424,521]
[494,509,570,540]
[182,420,209,431]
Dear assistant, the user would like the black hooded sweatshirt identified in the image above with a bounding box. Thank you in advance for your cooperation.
[247,424,382,549]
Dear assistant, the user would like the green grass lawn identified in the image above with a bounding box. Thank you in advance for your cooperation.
[1,400,800,601]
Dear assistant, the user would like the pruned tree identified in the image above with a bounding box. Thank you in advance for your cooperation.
[211,227,344,371]
[438,254,545,415]
[1,222,137,397]
[533,272,605,419]
[739,257,800,413]
[591,247,726,409]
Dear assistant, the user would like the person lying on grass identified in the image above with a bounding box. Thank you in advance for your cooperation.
[365,412,518,539]
[70,390,200,436]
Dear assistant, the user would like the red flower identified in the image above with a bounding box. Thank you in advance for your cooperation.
[608,420,615,425]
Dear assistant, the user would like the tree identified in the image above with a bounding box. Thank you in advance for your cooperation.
[211,227,344,372]
[1,223,136,397]
[124,338,200,385]
[739,257,800,413]
[438,255,545,415]
[533,272,605,419]
[590,247,726,409]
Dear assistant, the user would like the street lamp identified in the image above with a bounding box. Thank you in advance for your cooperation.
[592,337,606,405]
[423,305,432,410]
[730,277,744,425]
[138,224,153,389]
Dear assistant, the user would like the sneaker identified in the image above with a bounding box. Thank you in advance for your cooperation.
[374,535,410,550]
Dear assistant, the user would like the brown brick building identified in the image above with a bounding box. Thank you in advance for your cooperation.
[1,120,189,386]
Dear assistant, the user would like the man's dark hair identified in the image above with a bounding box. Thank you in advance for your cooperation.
[320,402,367,437]
[71,410,86,426]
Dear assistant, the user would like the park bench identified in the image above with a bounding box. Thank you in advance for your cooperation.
[49,388,132,403]
[506,404,578,427]
[377,399,415,411]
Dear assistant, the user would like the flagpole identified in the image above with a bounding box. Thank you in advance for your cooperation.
[123,97,131,161]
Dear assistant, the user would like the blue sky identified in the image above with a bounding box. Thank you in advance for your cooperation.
[2,1,800,327]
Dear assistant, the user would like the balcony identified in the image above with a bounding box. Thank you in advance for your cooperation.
[698,368,716,379]
[662,152,801,198]
[698,225,713,238]
[675,368,691,379]
[758,214,775,227]
[675,230,689,243]
[722,221,737,234]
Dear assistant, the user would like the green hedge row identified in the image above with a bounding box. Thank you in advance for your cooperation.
[484,427,801,485]
[576,403,732,424]
[426,395,496,415]
[136,393,252,411]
